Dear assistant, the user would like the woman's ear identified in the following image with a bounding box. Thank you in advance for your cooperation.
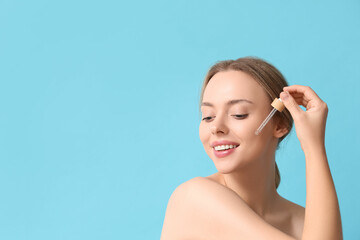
[273,118,289,139]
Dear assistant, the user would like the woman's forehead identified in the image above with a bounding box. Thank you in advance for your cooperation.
[203,71,268,102]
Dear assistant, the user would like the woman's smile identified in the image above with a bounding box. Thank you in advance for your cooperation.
[213,144,240,158]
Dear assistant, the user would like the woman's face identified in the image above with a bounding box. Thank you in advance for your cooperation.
[199,70,281,172]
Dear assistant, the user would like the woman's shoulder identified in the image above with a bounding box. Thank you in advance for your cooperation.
[180,175,305,215]
[161,176,247,239]
[179,175,235,198]
[190,175,305,221]
[162,176,301,239]
[172,175,229,196]
[167,176,231,205]
[187,176,305,238]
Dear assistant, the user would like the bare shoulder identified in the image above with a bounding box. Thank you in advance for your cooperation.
[160,177,241,240]
[161,177,295,240]
[164,176,234,205]
[161,177,219,239]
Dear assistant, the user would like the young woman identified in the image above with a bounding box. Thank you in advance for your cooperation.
[161,57,342,240]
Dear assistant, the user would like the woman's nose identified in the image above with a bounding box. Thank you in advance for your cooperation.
[210,118,228,134]
[211,126,219,134]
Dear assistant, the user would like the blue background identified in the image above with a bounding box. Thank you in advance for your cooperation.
[1,0,359,239]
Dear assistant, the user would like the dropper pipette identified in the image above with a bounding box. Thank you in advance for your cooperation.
[255,98,285,135]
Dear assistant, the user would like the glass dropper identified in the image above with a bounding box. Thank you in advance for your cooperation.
[255,98,285,135]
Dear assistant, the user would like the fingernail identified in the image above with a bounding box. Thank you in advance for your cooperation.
[281,91,289,101]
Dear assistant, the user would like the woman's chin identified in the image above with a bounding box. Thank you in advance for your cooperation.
[213,159,249,173]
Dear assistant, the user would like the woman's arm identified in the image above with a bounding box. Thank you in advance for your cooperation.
[280,85,343,240]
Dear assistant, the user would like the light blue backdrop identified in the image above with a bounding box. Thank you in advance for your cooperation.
[0,0,359,239]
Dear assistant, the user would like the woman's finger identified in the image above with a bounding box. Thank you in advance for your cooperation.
[293,96,309,108]
[283,85,321,102]
[283,90,312,105]
[279,91,303,117]
[288,92,310,102]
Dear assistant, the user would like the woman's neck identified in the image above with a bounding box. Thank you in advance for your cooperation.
[218,157,280,218]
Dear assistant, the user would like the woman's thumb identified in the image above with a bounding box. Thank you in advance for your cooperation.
[280,91,302,116]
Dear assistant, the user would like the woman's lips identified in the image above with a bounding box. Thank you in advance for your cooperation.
[213,146,239,158]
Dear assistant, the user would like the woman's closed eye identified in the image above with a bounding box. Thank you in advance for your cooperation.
[233,114,248,119]
[201,114,248,121]
[202,116,213,121]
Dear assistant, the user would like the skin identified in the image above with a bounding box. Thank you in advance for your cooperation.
[161,70,342,239]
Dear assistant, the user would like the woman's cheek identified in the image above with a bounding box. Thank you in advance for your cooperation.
[234,120,257,137]
[198,123,207,144]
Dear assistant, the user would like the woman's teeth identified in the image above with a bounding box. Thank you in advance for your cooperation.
[214,145,239,151]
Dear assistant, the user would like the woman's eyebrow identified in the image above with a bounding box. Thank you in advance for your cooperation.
[201,99,254,107]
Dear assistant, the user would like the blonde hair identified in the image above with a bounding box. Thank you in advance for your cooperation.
[199,57,293,189]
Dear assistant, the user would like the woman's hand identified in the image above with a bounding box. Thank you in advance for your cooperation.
[280,85,328,152]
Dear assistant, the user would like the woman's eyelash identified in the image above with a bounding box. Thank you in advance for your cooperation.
[201,114,248,121]
[202,116,212,121]
[233,114,248,118]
